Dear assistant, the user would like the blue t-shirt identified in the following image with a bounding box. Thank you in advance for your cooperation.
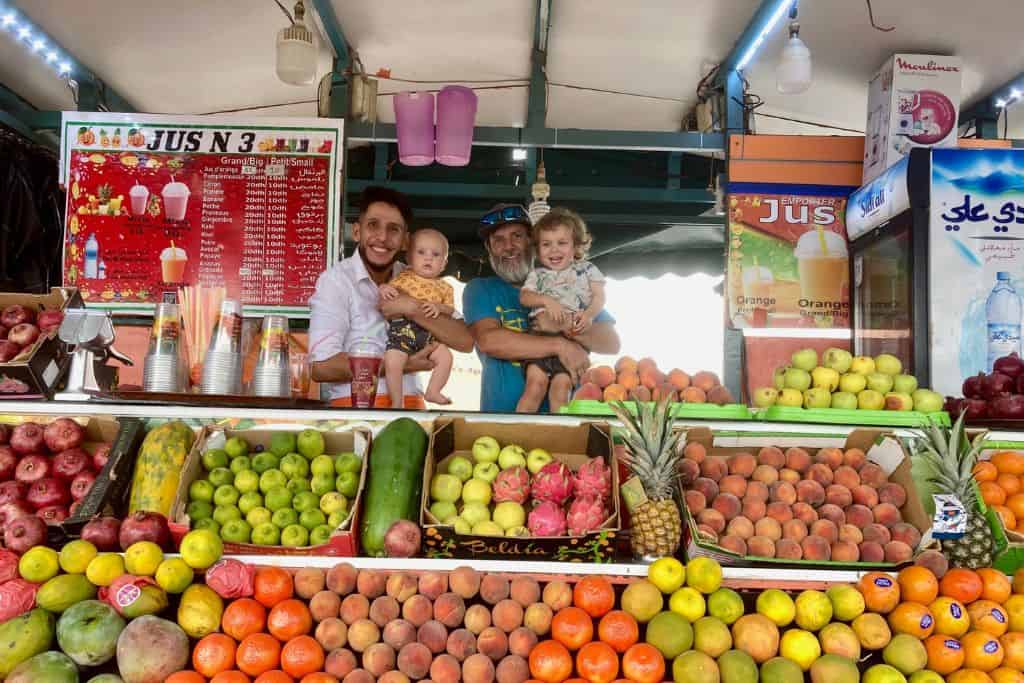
[463,276,613,413]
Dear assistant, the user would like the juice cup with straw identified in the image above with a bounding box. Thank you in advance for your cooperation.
[160,240,188,283]
[348,335,384,408]
[795,225,849,312]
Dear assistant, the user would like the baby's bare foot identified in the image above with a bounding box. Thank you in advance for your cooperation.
[424,391,452,405]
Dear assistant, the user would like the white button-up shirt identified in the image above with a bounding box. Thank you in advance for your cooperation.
[308,254,422,401]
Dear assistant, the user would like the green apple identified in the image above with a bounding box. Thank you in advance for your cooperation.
[472,521,503,536]
[320,492,348,516]
[220,519,252,544]
[453,518,472,534]
[213,505,242,526]
[251,522,280,546]
[208,467,234,488]
[446,456,474,482]
[462,478,493,505]
[259,469,288,493]
[498,445,527,470]
[280,454,310,479]
[189,479,215,503]
[336,472,359,497]
[492,501,526,529]
[251,452,280,474]
[811,367,840,392]
[268,432,297,457]
[473,462,500,483]
[850,356,876,375]
[296,428,325,459]
[866,372,894,393]
[328,509,348,528]
[224,436,250,459]
[246,506,272,527]
[272,507,298,528]
[287,477,311,493]
[472,436,500,463]
[311,455,335,477]
[791,348,818,372]
[875,353,903,376]
[293,491,320,513]
[460,501,490,526]
[280,524,309,547]
[229,456,252,474]
[202,449,229,472]
[238,491,263,515]
[753,387,778,408]
[310,525,332,546]
[773,367,788,391]
[234,469,260,494]
[783,367,811,391]
[213,484,240,507]
[186,500,213,522]
[526,448,553,474]
[884,392,913,411]
[299,508,327,530]
[858,389,885,410]
[506,526,530,537]
[311,473,335,496]
[193,518,220,535]
[803,388,832,409]
[334,453,361,474]
[892,374,918,395]
[431,474,462,503]
[777,388,804,407]
[822,348,853,374]
[430,501,458,521]
[912,389,943,413]
[831,392,859,410]
[264,486,294,512]
[839,372,867,394]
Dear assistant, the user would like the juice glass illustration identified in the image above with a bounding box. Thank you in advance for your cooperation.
[795,227,849,310]
[162,179,190,221]
[742,265,774,326]
[347,337,384,409]
[129,183,149,217]
[160,245,188,283]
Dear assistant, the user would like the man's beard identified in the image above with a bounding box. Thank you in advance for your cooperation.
[489,248,533,285]
[357,242,398,275]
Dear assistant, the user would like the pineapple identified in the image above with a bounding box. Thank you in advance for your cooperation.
[609,396,683,558]
[913,412,994,569]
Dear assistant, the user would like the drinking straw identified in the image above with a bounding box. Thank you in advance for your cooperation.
[816,225,829,256]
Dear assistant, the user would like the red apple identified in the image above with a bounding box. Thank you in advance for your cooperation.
[36,310,63,334]
[43,418,85,453]
[26,477,70,510]
[14,454,49,483]
[10,423,44,454]
[91,443,112,471]
[52,448,90,481]
[5,515,45,553]
[0,481,25,506]
[7,324,39,347]
[37,505,68,525]
[70,471,95,501]
[0,305,35,329]
[81,516,120,551]
[0,341,19,363]
[0,325,8,340]
[0,501,30,527]
[0,446,17,480]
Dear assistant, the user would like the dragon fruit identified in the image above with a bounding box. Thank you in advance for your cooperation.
[573,457,611,500]
[566,496,607,536]
[531,461,573,504]
[492,466,531,504]
[528,500,567,537]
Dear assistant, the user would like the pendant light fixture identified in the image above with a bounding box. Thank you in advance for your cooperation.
[776,2,812,94]
[528,158,552,225]
[276,0,317,86]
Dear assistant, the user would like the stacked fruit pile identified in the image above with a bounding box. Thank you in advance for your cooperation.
[950,352,1024,420]
[974,450,1024,536]
[753,348,943,413]
[680,441,919,563]
[185,431,361,548]
[0,304,63,362]
[427,437,611,538]
[573,356,733,406]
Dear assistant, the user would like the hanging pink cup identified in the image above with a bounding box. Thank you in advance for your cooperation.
[435,85,477,166]
[393,91,435,166]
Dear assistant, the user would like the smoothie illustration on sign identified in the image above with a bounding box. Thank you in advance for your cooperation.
[129,182,149,217]
[795,226,849,322]
[742,263,775,325]
[161,178,190,221]
[160,243,187,283]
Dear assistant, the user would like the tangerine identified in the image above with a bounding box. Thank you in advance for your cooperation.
[963,630,1005,672]
[898,566,940,605]
[968,600,1010,637]
[552,607,595,650]
[280,635,324,679]
[858,572,901,614]
[194,633,239,677]
[992,668,1024,683]
[924,634,965,675]
[268,600,313,641]
[621,643,666,683]
[1008,494,1024,522]
[530,639,574,683]
[942,569,985,605]
[975,462,999,483]
[979,569,1012,604]
[888,602,935,639]
[167,673,207,683]
[299,675,339,683]
[574,577,616,619]
[948,670,995,683]
[254,566,294,608]
[999,474,1022,496]
[992,452,1024,475]
[931,597,971,637]
[597,611,639,653]
[1013,569,1024,595]
[982,482,1007,507]
[577,641,619,683]
[211,673,253,683]
[994,506,1017,532]
[237,633,282,677]
[1002,632,1024,669]
[255,673,296,683]
[223,598,268,641]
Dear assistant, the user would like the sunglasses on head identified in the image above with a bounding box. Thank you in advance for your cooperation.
[480,205,529,226]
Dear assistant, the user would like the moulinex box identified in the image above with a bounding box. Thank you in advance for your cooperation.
[863,54,962,183]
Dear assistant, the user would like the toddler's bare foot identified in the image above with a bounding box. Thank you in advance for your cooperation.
[424,391,452,405]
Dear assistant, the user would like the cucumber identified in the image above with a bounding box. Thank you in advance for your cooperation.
[359,418,428,556]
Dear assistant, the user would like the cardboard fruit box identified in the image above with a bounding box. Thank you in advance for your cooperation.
[169,424,370,556]
[682,427,934,569]
[0,287,82,398]
[420,417,620,562]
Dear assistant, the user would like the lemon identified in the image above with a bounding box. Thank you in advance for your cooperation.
[757,588,796,627]
[124,541,164,576]
[780,628,822,671]
[669,586,707,623]
[648,557,686,594]
[707,587,745,625]
[18,546,59,583]
[155,557,194,594]
[795,590,834,632]
[179,528,224,570]
[685,557,723,595]
[58,539,98,574]
[86,553,125,587]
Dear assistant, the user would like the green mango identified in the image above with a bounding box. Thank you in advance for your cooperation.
[8,650,78,683]
[36,574,97,613]
[0,609,56,678]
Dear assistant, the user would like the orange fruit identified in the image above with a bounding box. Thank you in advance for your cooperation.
[552,607,595,650]
[212,673,253,683]
[931,597,971,637]
[574,577,616,619]
[982,483,1007,507]
[994,506,1017,532]
[1002,632,1024,669]
[999,474,1022,496]
[1014,569,1024,595]
[969,600,1010,637]
[577,641,619,683]
[621,643,666,683]
[979,569,1013,604]
[888,602,935,639]
[963,630,1006,672]
[992,668,1024,683]
[943,569,985,605]
[530,639,574,683]
[993,451,1024,475]
[597,611,639,653]
[237,633,282,677]
[949,670,995,683]
[976,462,1000,483]
[223,599,268,642]
[268,600,313,641]
[194,633,239,677]
[898,566,940,605]
[859,572,901,614]
[280,635,324,679]
[254,567,294,609]
[1008,494,1024,522]
[299,675,338,683]
[925,634,966,675]
[255,673,296,683]
[167,673,207,683]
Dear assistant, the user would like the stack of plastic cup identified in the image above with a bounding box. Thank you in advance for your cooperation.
[250,314,291,397]
[200,299,243,395]
[143,302,185,393]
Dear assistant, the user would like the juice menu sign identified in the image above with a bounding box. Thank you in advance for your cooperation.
[58,112,344,316]
[726,185,851,329]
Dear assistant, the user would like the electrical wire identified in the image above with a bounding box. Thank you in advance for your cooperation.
[273,0,293,22]
[375,75,529,85]
[547,81,687,103]
[755,112,864,134]
[865,0,895,31]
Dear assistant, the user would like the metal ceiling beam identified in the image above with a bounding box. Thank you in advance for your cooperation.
[308,0,350,72]
[346,178,713,203]
[526,0,551,132]
[0,83,55,147]
[715,0,795,83]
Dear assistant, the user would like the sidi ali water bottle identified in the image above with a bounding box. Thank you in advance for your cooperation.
[986,271,1022,371]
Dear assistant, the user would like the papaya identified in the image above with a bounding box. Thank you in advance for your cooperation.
[0,608,55,678]
[128,421,195,515]
[359,418,428,556]
[37,574,97,613]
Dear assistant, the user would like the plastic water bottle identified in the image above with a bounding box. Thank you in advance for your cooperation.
[987,271,1022,371]
[84,234,99,279]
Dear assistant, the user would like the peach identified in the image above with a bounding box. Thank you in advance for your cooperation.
[480,575,510,605]
[845,504,874,529]
[574,382,603,401]
[431,654,462,683]
[295,567,327,600]
[890,523,921,549]
[697,509,726,534]
[669,369,692,391]
[637,368,657,390]
[398,642,433,680]
[815,447,845,469]
[679,459,700,486]
[859,541,885,563]
[884,541,913,563]
[692,477,719,502]
[434,593,467,628]
[685,490,707,515]
[542,581,572,611]
[727,516,755,540]
[852,485,879,508]
[877,483,907,508]
[872,503,902,527]
[720,475,748,498]
[478,626,509,661]
[825,484,853,508]
[419,572,449,601]
[729,453,757,477]
[745,481,770,503]
[343,669,375,683]
[684,442,707,464]
[817,504,846,527]
[801,535,831,561]
[446,628,478,661]
[652,383,677,403]
[833,466,861,489]
[418,620,449,654]
[615,356,637,373]
[492,599,524,633]
[465,604,493,634]
[326,648,358,680]
[859,463,887,487]
[592,366,616,388]
[752,465,779,485]
[700,458,727,482]
[755,517,783,541]
[524,603,553,636]
[776,538,803,560]
[496,654,531,683]
[747,536,777,558]
[831,541,860,562]
[862,523,891,545]
[839,524,864,545]
[327,562,358,596]
[712,493,742,521]
[796,480,825,507]
[682,386,707,403]
[384,619,417,651]
[341,594,370,625]
[403,594,434,627]
[785,447,812,473]
[810,519,839,543]
[450,567,481,599]
[792,502,818,526]
[311,590,342,622]
[808,463,835,486]
[779,468,801,484]
[387,573,419,603]
[741,498,767,522]
[357,570,387,599]
[782,519,808,542]
[349,618,382,652]
[316,617,349,650]
[603,384,627,402]
[719,535,747,555]
[914,549,949,579]
[766,501,793,523]
[770,481,797,505]
[364,642,397,677]
[371,596,401,627]
[463,653,496,683]
[379,671,411,683]
[697,524,719,543]
[619,371,640,390]
[509,577,540,608]
[843,448,867,470]
[758,446,786,469]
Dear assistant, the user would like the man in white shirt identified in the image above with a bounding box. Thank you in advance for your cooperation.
[309,187,472,407]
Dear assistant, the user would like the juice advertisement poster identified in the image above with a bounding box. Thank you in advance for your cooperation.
[726,184,852,330]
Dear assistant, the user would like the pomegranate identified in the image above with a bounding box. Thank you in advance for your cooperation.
[37,505,68,526]
[0,501,30,527]
[982,372,1014,400]
[963,373,986,399]
[5,515,46,554]
[0,481,26,506]
[0,446,17,480]
[43,418,85,453]
[69,500,81,516]
[0,424,10,445]
[91,443,112,471]
[1016,375,1024,396]
[0,305,34,329]
[383,519,421,558]
[0,341,19,363]
[26,477,70,510]
[7,323,39,347]
[961,398,988,420]
[81,516,121,551]
[14,454,49,483]
[36,310,64,334]
[9,423,44,454]
[995,353,1024,380]
[992,394,1024,420]
[119,510,171,550]
[0,325,8,340]
[51,448,91,481]
[70,471,96,501]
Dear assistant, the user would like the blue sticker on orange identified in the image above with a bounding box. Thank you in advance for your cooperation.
[994,609,1006,623]
[921,614,933,629]
[951,603,962,618]
[945,639,961,650]
[984,640,999,654]
[875,577,893,588]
